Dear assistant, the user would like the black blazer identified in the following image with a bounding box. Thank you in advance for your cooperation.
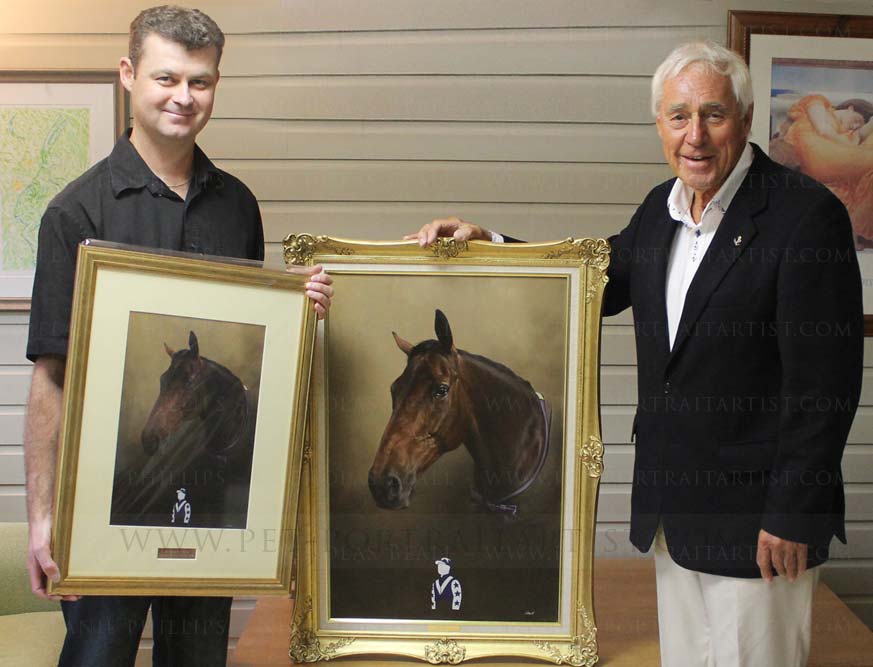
[604,144,864,576]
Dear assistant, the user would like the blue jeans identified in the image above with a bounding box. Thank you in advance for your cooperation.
[58,596,232,666]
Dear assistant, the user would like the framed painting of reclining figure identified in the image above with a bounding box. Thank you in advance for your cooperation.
[284,234,608,664]
[728,10,873,332]
[49,241,317,597]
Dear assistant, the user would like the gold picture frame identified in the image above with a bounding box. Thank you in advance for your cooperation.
[49,241,317,596]
[284,234,607,664]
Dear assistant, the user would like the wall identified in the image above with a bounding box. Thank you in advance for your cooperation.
[1,0,872,658]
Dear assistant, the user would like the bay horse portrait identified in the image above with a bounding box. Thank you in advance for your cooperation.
[141,330,253,464]
[368,310,550,515]
[110,330,257,529]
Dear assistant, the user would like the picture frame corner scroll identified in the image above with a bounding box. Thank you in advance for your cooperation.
[533,603,598,667]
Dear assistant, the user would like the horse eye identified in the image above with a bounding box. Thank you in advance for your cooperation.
[432,383,449,399]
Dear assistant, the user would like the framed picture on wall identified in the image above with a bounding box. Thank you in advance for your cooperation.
[0,71,127,310]
[728,11,873,334]
[49,241,317,596]
[283,234,607,664]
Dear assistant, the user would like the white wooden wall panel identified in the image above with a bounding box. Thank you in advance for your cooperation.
[0,1,729,34]
[0,370,31,406]
[221,27,724,76]
[0,325,29,364]
[199,120,665,162]
[217,159,673,204]
[3,0,873,643]
[0,28,721,77]
[6,0,873,34]
[0,490,26,521]
[0,451,22,485]
[0,413,25,444]
[214,76,653,123]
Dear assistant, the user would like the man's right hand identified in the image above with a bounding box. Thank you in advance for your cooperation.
[404,216,492,247]
[27,516,78,601]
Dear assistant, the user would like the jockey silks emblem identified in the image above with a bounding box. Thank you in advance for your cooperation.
[171,488,192,525]
[430,557,462,611]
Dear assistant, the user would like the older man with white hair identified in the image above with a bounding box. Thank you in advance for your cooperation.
[409,41,863,666]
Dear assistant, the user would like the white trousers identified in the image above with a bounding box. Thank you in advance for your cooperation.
[654,526,819,667]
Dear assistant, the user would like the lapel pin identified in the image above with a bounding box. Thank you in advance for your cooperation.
[733,235,743,247]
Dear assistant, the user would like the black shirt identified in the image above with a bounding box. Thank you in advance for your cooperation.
[26,130,264,361]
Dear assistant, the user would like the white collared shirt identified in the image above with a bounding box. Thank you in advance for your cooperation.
[664,142,753,349]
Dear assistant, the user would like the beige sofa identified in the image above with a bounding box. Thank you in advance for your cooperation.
[0,522,66,666]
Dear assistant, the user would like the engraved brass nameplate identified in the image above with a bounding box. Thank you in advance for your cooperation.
[157,547,196,560]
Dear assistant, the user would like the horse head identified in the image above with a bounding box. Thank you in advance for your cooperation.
[141,330,206,456]
[368,309,470,509]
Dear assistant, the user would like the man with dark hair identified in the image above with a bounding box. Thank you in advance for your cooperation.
[23,6,332,665]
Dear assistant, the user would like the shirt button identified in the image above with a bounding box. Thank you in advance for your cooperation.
[664,381,672,395]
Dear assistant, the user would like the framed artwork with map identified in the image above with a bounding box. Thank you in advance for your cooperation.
[0,71,127,309]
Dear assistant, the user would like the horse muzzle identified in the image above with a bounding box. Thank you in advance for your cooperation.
[367,468,413,509]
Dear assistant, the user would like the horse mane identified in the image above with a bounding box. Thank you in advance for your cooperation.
[195,356,255,462]
[460,351,536,392]
[201,356,244,393]
[408,339,537,394]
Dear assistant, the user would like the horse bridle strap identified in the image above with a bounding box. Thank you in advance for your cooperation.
[470,487,519,517]
[474,391,551,513]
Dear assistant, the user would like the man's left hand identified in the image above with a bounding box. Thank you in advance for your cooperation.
[286,264,333,319]
[404,217,492,247]
[757,529,808,583]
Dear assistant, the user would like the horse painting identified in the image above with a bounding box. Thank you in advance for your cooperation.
[368,310,550,514]
[141,330,253,464]
[110,330,258,529]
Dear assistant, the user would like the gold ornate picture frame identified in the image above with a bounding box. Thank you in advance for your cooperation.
[284,235,607,664]
[49,241,316,596]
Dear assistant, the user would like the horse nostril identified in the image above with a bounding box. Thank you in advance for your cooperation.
[367,470,384,501]
[385,474,401,501]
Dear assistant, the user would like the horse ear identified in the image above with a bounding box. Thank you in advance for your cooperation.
[163,342,175,357]
[434,309,454,350]
[188,331,199,357]
[393,331,413,355]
